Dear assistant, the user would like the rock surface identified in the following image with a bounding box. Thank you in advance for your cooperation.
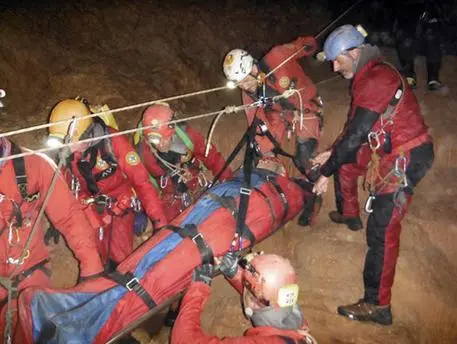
[0,1,456,343]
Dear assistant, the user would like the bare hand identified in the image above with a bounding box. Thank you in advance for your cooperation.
[312,150,332,166]
[312,175,329,195]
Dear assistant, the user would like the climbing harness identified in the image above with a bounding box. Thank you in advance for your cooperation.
[364,62,407,213]
[1,118,77,343]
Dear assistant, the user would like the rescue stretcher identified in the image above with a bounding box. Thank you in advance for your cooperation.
[17,168,314,344]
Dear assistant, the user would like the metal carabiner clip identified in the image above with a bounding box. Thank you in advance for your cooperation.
[160,176,168,189]
[198,172,208,188]
[368,132,381,150]
[365,194,376,214]
[394,156,407,176]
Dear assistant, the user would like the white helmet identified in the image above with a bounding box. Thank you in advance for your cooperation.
[223,49,254,82]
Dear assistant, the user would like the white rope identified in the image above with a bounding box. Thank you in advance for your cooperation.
[0,85,228,139]
[146,141,188,183]
[264,0,366,80]
[0,102,258,164]
[204,106,240,157]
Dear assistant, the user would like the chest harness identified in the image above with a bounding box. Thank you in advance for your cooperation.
[363,62,426,213]
[0,143,50,304]
[250,60,324,142]
[139,125,209,212]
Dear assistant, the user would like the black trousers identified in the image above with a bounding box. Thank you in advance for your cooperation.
[363,143,434,305]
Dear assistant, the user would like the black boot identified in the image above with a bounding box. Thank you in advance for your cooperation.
[328,211,363,231]
[298,194,322,227]
[337,299,393,325]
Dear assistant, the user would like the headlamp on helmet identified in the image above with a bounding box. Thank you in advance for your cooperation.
[46,136,64,148]
[239,253,299,309]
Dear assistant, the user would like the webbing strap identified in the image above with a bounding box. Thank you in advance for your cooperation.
[175,125,195,152]
[252,117,294,159]
[380,62,405,121]
[167,224,214,265]
[108,271,156,309]
[235,120,257,245]
[11,143,40,202]
[210,130,249,187]
[206,193,256,245]
[0,259,50,302]
[267,177,289,223]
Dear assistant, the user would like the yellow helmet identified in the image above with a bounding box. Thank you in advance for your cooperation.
[48,99,93,144]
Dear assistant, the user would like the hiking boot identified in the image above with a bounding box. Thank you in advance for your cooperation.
[427,80,443,91]
[406,76,417,89]
[337,299,393,325]
[328,211,363,231]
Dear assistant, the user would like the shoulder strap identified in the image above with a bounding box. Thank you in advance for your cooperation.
[11,142,40,202]
[380,62,405,121]
[175,124,194,152]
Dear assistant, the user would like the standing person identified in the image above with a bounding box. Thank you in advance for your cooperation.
[222,35,323,180]
[134,103,232,221]
[47,99,168,268]
[0,137,104,340]
[313,24,434,324]
[171,252,316,343]
[393,0,445,90]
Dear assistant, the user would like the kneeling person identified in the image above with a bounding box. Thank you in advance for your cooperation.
[135,103,232,221]
[171,252,316,344]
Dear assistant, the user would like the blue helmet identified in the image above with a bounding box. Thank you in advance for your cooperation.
[322,25,366,61]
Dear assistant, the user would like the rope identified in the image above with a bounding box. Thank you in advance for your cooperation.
[147,142,189,183]
[204,106,241,157]
[3,118,77,343]
[0,85,228,139]
[264,0,367,79]
[0,103,257,164]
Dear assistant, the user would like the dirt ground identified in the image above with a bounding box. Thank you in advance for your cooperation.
[1,1,456,343]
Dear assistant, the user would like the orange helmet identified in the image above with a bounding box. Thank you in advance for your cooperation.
[141,104,175,151]
[241,253,299,311]
[48,99,92,146]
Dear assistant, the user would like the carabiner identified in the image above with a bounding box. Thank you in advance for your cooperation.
[367,132,381,150]
[394,156,407,176]
[160,175,168,189]
[198,172,208,188]
[365,194,376,214]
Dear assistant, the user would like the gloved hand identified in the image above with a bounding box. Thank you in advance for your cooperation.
[304,44,314,53]
[133,211,149,236]
[219,252,239,279]
[192,264,214,286]
[294,139,318,174]
[44,225,61,246]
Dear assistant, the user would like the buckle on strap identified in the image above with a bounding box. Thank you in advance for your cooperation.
[108,271,156,309]
[240,187,251,195]
[168,224,214,264]
[191,232,203,244]
[125,276,140,292]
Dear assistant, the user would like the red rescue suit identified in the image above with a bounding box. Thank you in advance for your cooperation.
[67,127,168,263]
[138,125,232,220]
[242,36,322,163]
[320,54,433,305]
[0,146,103,340]
[171,281,309,344]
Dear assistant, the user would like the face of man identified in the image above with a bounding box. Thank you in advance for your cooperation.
[146,131,173,153]
[237,65,259,93]
[332,49,360,79]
